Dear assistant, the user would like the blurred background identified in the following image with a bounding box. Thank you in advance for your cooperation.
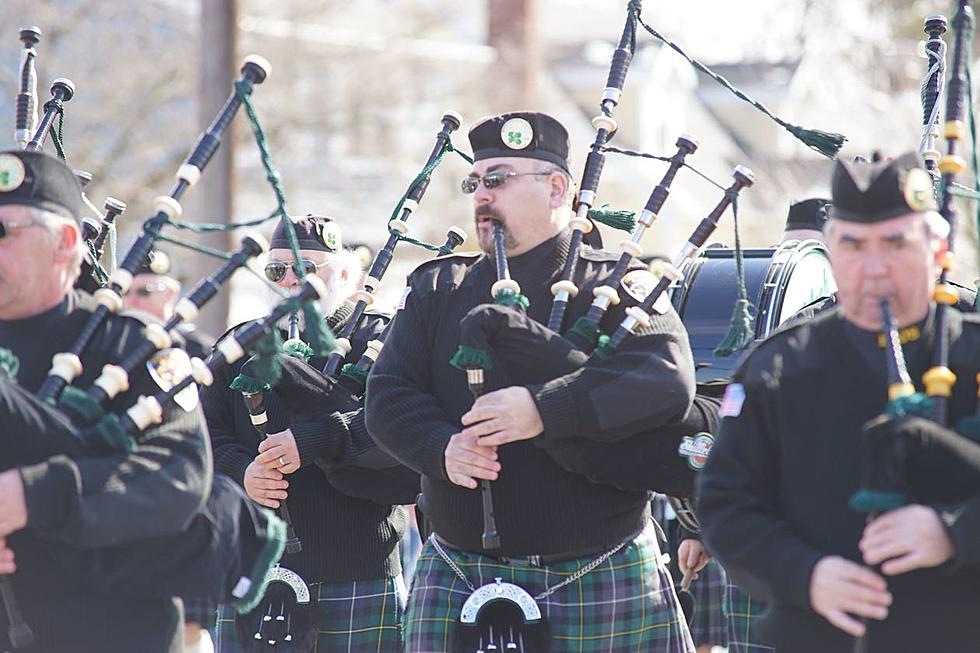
[2,0,977,334]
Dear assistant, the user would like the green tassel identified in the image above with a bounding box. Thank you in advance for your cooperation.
[955,416,980,444]
[588,205,637,232]
[450,345,493,371]
[593,334,614,360]
[228,373,270,394]
[0,348,19,380]
[301,301,336,357]
[569,317,601,348]
[849,489,905,515]
[340,363,368,385]
[230,511,288,614]
[282,340,313,362]
[92,414,135,452]
[249,331,285,388]
[713,298,755,357]
[58,386,106,427]
[785,124,847,159]
[886,393,934,419]
[714,200,755,358]
[493,290,530,310]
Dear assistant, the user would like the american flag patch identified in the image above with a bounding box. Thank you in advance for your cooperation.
[396,286,412,310]
[719,383,745,417]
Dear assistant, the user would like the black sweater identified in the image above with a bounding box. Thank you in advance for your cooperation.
[699,307,980,652]
[366,230,696,555]
[204,308,406,582]
[0,293,210,653]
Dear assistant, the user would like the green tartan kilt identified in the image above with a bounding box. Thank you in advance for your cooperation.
[724,582,774,652]
[403,524,694,653]
[215,575,407,653]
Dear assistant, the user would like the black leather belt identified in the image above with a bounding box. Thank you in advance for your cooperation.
[433,534,611,567]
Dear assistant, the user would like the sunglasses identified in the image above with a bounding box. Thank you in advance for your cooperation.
[264,258,328,282]
[460,171,553,194]
[0,217,44,238]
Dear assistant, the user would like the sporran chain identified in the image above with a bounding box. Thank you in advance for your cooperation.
[430,536,625,600]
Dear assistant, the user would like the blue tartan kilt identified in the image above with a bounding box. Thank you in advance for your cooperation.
[215,575,406,653]
[403,523,695,653]
[687,559,727,648]
[724,582,774,653]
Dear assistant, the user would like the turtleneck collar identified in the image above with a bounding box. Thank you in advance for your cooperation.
[505,228,571,284]
[840,304,934,382]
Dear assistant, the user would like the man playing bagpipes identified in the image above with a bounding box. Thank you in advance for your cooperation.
[365,111,699,653]
[206,214,417,653]
[698,152,980,652]
[0,149,223,652]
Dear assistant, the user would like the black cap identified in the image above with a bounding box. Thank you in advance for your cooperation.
[831,151,937,223]
[0,150,82,221]
[134,249,173,277]
[468,111,570,173]
[785,198,830,232]
[270,215,341,253]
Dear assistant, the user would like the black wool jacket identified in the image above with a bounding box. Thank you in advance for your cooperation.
[0,293,210,653]
[699,307,980,653]
[366,229,696,556]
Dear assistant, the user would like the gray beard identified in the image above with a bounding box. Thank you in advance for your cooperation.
[272,273,344,332]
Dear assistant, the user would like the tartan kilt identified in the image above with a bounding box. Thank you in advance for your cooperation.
[403,524,694,653]
[215,575,407,653]
[687,559,727,647]
[724,583,774,653]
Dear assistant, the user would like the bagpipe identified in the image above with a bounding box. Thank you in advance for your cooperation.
[227,113,469,653]
[0,47,327,647]
[0,277,327,646]
[847,7,980,649]
[233,110,471,436]
[443,3,763,649]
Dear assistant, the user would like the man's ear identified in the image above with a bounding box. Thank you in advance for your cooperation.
[549,171,568,209]
[54,221,79,263]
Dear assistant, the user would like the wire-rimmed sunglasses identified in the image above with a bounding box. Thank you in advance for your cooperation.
[460,171,553,194]
[264,258,329,282]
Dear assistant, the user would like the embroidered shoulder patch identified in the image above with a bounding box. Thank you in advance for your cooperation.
[678,432,714,470]
[621,269,670,314]
[719,383,745,417]
[620,269,656,302]
[147,348,199,412]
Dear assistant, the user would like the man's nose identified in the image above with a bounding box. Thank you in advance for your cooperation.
[862,249,889,276]
[279,265,300,289]
[473,181,494,205]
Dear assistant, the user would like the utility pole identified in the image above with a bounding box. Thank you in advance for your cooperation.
[487,0,540,110]
[187,0,237,335]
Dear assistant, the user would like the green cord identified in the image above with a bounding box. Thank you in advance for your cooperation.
[633,9,845,158]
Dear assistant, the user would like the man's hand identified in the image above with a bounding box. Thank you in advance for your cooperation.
[0,469,27,537]
[444,431,499,489]
[256,429,301,474]
[677,538,711,577]
[860,504,955,575]
[809,556,891,638]
[0,537,15,574]
[460,386,543,447]
[243,460,289,509]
